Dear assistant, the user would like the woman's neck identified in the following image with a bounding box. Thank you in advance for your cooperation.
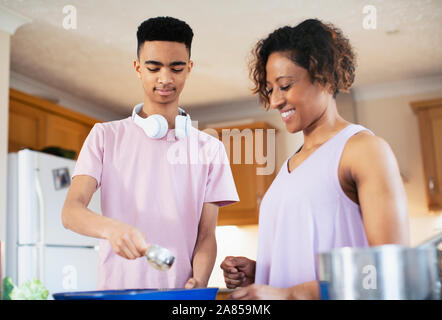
[302,99,349,150]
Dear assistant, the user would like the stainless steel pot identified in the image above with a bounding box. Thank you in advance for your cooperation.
[317,232,442,300]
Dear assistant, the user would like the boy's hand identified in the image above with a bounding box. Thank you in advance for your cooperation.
[184,278,205,289]
[106,222,149,260]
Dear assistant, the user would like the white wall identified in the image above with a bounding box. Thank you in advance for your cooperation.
[209,225,259,288]
[0,29,11,281]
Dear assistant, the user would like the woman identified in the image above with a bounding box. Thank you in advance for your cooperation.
[220,19,409,300]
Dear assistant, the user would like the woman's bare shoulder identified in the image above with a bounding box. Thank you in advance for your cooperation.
[346,130,391,155]
[342,130,397,176]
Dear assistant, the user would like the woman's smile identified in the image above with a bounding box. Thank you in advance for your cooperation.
[281,108,296,122]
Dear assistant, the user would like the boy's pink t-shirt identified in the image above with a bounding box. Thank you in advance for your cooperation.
[72,117,239,290]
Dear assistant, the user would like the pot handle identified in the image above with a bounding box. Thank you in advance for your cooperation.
[417,231,442,249]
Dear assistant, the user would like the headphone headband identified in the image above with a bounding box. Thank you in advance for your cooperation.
[131,103,189,119]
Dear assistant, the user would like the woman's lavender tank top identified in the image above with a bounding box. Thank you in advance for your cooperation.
[255,124,371,288]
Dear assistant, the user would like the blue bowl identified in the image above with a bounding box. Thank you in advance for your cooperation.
[319,281,330,300]
[53,288,219,300]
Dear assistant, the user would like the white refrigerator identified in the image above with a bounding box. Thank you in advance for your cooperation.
[6,149,100,297]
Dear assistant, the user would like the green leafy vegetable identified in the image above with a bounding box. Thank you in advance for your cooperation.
[6,278,49,300]
[2,277,16,300]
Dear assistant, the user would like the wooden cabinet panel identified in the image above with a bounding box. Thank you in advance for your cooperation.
[8,99,46,152]
[411,99,442,211]
[213,122,276,226]
[426,107,442,208]
[8,88,99,159]
[45,114,91,159]
[218,158,260,226]
[229,163,258,212]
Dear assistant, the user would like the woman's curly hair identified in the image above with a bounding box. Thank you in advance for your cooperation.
[250,19,356,109]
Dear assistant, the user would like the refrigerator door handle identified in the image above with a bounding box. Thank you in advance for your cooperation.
[34,157,45,283]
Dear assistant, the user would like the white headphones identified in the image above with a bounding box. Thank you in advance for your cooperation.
[132,103,191,140]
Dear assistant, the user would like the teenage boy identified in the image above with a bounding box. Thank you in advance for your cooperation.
[62,16,239,290]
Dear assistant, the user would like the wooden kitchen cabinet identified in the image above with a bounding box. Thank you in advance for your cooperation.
[8,96,46,152]
[211,122,276,226]
[44,113,92,156]
[8,88,99,159]
[411,98,442,211]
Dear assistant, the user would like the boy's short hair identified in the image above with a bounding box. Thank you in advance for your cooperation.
[137,16,194,58]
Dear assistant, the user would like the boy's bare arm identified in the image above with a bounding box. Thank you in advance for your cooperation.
[62,175,148,259]
[185,202,219,288]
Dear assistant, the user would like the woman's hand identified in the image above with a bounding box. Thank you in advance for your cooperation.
[230,284,291,300]
[220,256,256,289]
[106,221,149,260]
[230,281,320,300]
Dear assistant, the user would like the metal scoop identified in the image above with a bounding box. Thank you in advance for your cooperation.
[145,244,175,271]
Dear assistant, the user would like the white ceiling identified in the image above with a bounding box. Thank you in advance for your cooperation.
[2,0,442,115]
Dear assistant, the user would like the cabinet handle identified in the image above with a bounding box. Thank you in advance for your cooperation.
[429,176,435,193]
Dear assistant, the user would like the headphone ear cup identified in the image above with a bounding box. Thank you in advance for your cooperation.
[175,115,188,139]
[184,115,191,136]
[144,114,168,139]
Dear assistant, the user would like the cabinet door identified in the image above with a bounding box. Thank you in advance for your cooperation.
[8,99,46,152]
[419,107,442,210]
[215,124,276,226]
[218,133,260,225]
[8,88,99,158]
[44,114,92,159]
